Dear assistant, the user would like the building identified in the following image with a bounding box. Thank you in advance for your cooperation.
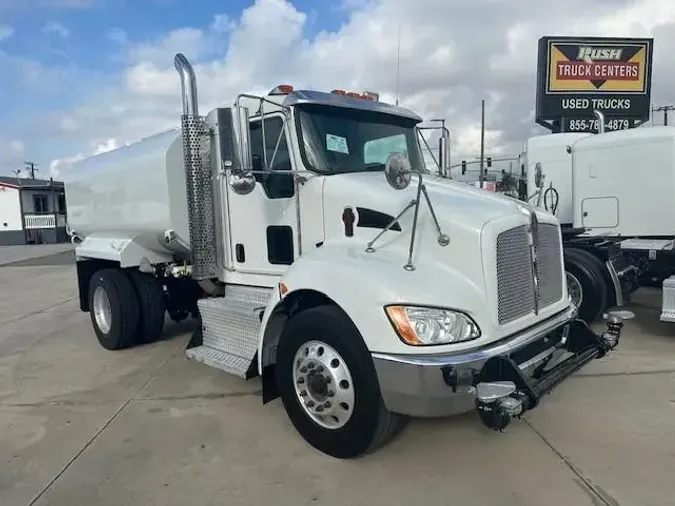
[0,176,69,246]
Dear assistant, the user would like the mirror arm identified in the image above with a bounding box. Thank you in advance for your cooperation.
[403,173,425,271]
[420,184,450,246]
[365,199,416,253]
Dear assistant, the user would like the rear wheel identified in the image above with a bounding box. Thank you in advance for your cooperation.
[88,268,140,350]
[128,270,166,344]
[564,248,608,324]
[275,305,407,459]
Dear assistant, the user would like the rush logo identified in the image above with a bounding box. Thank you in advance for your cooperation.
[577,47,623,62]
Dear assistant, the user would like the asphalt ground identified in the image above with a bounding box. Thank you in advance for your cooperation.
[1,245,674,506]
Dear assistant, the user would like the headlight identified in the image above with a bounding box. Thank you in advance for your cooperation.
[384,305,480,346]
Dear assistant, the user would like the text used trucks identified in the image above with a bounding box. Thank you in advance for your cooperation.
[63,53,630,459]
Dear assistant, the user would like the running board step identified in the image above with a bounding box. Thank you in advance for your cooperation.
[185,345,256,378]
[186,285,273,378]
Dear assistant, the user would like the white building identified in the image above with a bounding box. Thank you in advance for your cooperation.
[0,176,69,246]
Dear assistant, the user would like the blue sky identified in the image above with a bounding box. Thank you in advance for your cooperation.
[1,0,674,178]
[0,0,347,120]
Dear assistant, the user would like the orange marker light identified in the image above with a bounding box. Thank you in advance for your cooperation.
[331,89,346,95]
[269,84,294,95]
[385,306,422,345]
[279,282,289,297]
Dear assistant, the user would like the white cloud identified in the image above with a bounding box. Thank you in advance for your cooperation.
[42,21,70,38]
[0,24,13,41]
[0,138,25,172]
[3,0,675,178]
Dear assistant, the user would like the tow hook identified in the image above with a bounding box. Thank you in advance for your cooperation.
[600,309,634,352]
[474,381,527,431]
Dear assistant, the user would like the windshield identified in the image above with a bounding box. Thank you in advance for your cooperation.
[295,103,426,175]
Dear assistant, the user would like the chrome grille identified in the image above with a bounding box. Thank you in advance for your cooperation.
[496,225,535,324]
[535,224,564,308]
[496,222,564,325]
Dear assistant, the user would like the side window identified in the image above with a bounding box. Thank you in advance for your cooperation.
[363,133,407,165]
[33,194,49,214]
[249,116,294,199]
[58,193,66,213]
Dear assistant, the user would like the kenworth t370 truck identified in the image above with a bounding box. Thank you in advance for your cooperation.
[63,53,629,459]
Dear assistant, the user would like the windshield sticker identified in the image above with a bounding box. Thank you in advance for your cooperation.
[326,134,349,154]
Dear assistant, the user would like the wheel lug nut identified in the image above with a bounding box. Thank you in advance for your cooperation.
[297,377,305,384]
[307,400,315,408]
[307,362,315,369]
[300,367,307,373]
[300,390,307,397]
[327,390,334,397]
[316,365,324,373]
[316,405,324,412]
[325,377,332,383]
[324,401,331,409]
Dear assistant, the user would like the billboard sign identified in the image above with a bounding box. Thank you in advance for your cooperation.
[536,36,653,131]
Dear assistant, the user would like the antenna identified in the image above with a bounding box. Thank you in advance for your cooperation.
[395,24,401,106]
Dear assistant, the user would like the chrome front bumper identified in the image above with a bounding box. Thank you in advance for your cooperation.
[372,304,624,423]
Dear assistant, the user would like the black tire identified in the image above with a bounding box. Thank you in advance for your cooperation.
[128,270,166,344]
[88,268,140,350]
[564,248,608,324]
[275,305,407,459]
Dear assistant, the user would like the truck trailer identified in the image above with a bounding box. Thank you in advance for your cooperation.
[521,121,675,324]
[62,53,629,459]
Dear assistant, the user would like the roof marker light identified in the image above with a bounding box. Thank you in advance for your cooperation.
[269,84,294,95]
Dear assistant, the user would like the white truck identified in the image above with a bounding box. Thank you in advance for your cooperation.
[519,116,640,324]
[520,116,675,323]
[62,53,629,459]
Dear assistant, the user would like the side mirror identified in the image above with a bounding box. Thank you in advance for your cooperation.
[384,152,413,190]
[220,105,255,195]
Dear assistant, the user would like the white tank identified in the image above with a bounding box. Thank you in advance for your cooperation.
[62,128,191,259]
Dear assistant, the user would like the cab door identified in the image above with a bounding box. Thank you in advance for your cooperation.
[225,112,298,277]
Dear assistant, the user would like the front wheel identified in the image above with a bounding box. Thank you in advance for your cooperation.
[564,248,608,324]
[275,305,406,458]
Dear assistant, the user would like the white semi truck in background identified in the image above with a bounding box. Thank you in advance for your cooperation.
[521,115,675,323]
[62,53,629,459]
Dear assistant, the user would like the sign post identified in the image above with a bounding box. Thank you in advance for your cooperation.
[535,36,654,133]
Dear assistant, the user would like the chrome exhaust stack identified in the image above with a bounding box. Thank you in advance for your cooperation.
[174,52,218,281]
[594,110,606,134]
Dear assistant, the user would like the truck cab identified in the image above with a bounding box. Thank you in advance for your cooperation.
[63,53,629,459]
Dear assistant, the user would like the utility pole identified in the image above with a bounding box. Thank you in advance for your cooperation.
[655,105,675,126]
[24,161,38,179]
[479,99,485,188]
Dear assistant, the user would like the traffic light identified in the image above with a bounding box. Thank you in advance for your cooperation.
[486,157,492,168]
[461,160,466,175]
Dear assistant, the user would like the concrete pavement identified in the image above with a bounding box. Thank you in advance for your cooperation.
[1,249,674,506]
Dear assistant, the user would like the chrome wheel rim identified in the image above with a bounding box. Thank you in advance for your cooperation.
[292,340,355,430]
[92,286,112,334]
[566,272,583,309]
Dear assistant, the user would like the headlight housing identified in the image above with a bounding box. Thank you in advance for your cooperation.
[385,305,480,346]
